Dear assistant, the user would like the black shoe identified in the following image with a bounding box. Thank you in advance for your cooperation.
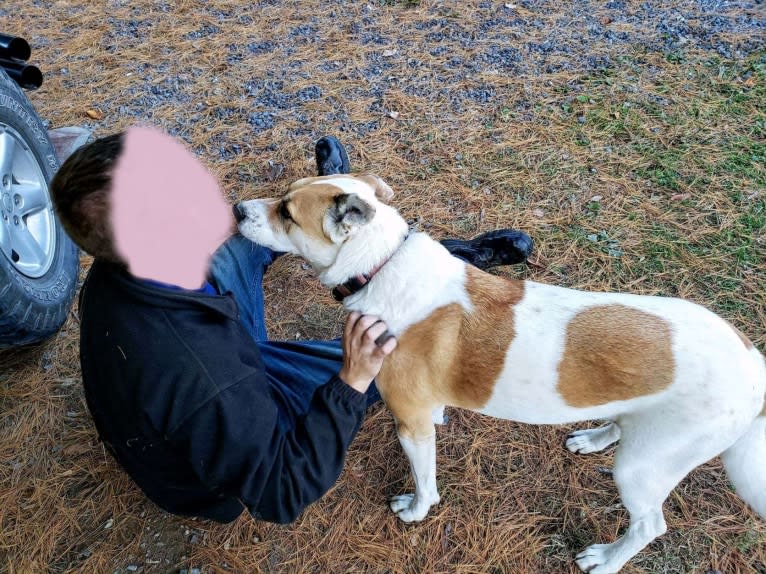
[441,229,534,270]
[315,135,350,176]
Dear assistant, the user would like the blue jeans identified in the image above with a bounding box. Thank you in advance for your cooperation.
[207,235,381,431]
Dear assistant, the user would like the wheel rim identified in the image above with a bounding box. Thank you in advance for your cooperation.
[0,123,56,278]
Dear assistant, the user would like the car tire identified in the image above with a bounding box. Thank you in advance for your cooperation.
[0,68,79,349]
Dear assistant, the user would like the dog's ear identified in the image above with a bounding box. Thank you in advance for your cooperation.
[334,193,376,226]
[357,173,395,202]
[326,193,376,240]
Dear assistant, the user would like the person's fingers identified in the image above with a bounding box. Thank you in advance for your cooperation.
[352,314,380,339]
[378,334,397,355]
[344,311,361,340]
[363,321,388,347]
[373,329,393,348]
[346,311,360,327]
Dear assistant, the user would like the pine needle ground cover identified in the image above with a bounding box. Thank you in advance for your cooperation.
[1,1,764,572]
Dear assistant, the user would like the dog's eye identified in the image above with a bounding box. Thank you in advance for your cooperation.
[279,201,293,223]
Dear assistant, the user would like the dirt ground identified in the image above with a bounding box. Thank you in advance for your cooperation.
[1,1,765,573]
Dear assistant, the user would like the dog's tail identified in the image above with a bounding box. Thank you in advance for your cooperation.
[721,350,766,518]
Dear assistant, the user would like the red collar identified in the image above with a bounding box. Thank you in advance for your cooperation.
[331,235,408,302]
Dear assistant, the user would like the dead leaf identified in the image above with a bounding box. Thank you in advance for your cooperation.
[85,109,104,120]
[382,49,397,57]
[265,160,285,182]
[526,257,547,270]
[386,110,400,120]
[743,76,756,88]
[599,16,612,25]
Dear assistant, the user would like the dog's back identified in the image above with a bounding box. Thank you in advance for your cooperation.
[374,233,765,573]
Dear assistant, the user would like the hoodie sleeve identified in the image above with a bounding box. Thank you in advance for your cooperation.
[171,373,368,524]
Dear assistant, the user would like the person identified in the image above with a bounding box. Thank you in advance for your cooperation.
[50,131,533,524]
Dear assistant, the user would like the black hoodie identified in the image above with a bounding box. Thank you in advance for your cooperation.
[78,260,367,523]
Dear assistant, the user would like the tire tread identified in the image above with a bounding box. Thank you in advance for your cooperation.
[0,69,79,349]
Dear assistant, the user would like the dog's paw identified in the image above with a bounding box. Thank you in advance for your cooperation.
[566,432,602,454]
[575,543,622,574]
[566,424,619,454]
[390,493,416,513]
[389,493,439,523]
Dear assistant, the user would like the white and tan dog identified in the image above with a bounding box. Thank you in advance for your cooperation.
[236,174,766,574]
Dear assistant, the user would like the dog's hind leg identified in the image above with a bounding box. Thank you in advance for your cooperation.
[566,422,621,454]
[574,413,751,574]
[389,409,440,523]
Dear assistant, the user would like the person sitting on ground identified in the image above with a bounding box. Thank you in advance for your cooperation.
[49,129,534,524]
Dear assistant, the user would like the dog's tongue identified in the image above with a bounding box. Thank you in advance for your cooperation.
[110,125,232,289]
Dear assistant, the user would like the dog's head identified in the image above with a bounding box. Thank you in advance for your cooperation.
[235,174,408,284]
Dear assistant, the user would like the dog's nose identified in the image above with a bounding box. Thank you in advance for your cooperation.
[233,203,246,223]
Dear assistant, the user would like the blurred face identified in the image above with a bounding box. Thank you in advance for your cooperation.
[110,126,232,288]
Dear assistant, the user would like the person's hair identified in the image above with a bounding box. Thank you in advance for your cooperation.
[50,133,125,263]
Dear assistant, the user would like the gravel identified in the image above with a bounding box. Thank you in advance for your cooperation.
[246,41,276,55]
[40,0,762,171]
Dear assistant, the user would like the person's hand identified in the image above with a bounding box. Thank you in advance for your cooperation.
[339,312,397,394]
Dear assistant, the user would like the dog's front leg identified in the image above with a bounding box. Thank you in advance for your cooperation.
[389,413,439,522]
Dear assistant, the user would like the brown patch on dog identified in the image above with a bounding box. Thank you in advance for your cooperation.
[726,320,754,350]
[260,197,283,230]
[289,173,394,201]
[378,267,525,437]
[284,179,378,242]
[557,305,675,407]
[282,184,340,242]
[377,302,463,437]
[457,266,525,407]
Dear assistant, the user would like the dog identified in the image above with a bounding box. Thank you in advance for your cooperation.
[235,173,766,574]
